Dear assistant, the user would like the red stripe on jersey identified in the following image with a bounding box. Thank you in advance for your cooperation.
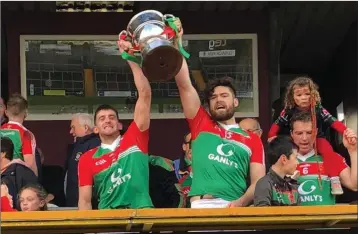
[297,162,327,176]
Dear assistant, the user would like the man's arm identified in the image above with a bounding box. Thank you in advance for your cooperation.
[175,59,201,119]
[339,129,357,191]
[22,131,38,176]
[230,134,266,207]
[253,177,272,207]
[130,62,151,131]
[233,163,266,206]
[172,24,201,119]
[118,40,151,131]
[77,153,93,210]
[78,186,93,210]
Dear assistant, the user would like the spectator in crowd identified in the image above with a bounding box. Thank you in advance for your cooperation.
[18,183,49,211]
[148,133,192,208]
[0,97,8,126]
[173,21,265,208]
[174,132,192,207]
[1,137,38,209]
[0,94,38,176]
[239,118,263,138]
[268,77,356,195]
[64,113,100,207]
[148,155,182,208]
[78,37,153,210]
[290,112,357,206]
[254,136,300,206]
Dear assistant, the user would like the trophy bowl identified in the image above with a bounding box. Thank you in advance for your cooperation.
[125,10,183,81]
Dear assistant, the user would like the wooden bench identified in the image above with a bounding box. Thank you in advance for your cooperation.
[2,205,357,234]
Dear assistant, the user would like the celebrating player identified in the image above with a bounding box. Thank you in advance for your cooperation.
[173,21,265,208]
[77,38,153,210]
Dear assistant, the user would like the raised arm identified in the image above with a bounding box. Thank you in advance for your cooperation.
[173,23,201,119]
[117,39,151,132]
[339,129,357,191]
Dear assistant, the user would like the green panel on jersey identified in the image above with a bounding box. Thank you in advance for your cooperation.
[297,155,335,206]
[94,146,153,209]
[0,129,24,160]
[93,147,112,158]
[189,130,251,201]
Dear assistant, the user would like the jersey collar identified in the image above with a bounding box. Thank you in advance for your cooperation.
[218,122,239,131]
[101,135,121,151]
[7,121,27,130]
[297,150,315,162]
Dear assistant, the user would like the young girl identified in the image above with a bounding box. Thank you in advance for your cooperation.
[18,184,49,211]
[1,183,51,212]
[268,76,354,195]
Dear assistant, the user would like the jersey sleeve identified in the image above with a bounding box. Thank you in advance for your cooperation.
[22,130,35,155]
[333,153,349,175]
[250,132,265,164]
[274,108,290,127]
[1,196,16,212]
[186,106,211,140]
[123,121,149,154]
[78,152,93,186]
[317,104,347,133]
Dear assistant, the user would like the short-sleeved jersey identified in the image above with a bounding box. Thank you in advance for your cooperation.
[296,151,347,206]
[0,121,36,161]
[187,107,265,201]
[78,122,153,209]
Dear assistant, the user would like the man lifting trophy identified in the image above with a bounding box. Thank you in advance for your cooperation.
[118,10,189,81]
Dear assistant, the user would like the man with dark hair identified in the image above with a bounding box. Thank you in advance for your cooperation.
[173,23,265,208]
[77,38,153,210]
[1,137,38,209]
[290,111,357,206]
[0,93,38,176]
[254,136,299,206]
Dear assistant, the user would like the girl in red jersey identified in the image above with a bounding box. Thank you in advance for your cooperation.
[268,76,356,195]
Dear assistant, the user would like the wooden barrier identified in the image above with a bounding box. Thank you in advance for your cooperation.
[1,205,357,234]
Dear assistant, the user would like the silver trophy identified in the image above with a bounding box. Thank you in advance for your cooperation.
[119,10,185,81]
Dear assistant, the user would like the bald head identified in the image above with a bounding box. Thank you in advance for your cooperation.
[239,118,262,137]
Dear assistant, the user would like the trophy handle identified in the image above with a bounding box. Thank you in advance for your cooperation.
[118,30,142,65]
[163,15,190,59]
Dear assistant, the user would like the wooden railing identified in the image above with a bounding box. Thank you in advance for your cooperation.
[1,205,357,234]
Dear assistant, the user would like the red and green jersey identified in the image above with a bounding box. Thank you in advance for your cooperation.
[297,151,347,206]
[78,122,153,209]
[187,107,265,201]
[0,121,36,161]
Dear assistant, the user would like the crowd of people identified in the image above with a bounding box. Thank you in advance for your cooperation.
[1,21,357,212]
